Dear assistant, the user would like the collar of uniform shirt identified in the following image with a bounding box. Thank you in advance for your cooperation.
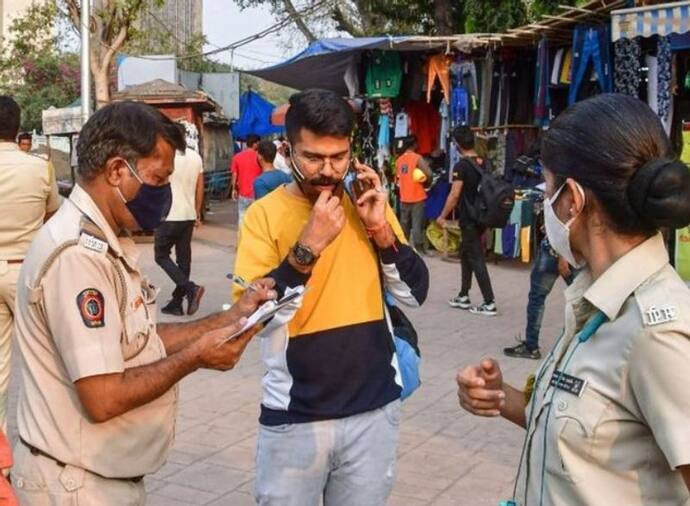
[567,233,668,321]
[69,184,126,259]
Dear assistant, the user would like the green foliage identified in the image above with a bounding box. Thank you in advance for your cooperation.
[237,0,575,37]
[465,0,527,33]
[0,0,80,131]
[240,73,295,104]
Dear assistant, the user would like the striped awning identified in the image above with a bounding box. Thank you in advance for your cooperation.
[612,1,690,41]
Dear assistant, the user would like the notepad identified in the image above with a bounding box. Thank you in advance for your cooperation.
[225,287,305,341]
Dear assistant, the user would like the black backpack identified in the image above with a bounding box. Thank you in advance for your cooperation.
[465,157,515,228]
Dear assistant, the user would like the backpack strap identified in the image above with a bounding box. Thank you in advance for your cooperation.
[462,156,486,176]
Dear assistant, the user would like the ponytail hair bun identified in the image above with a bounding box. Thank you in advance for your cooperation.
[628,158,690,229]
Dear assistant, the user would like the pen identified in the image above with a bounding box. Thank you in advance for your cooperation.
[226,273,257,292]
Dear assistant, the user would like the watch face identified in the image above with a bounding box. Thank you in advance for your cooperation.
[294,244,315,265]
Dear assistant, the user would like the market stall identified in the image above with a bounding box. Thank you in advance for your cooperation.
[247,0,667,262]
[608,0,690,282]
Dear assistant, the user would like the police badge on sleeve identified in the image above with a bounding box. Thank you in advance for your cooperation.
[77,288,105,328]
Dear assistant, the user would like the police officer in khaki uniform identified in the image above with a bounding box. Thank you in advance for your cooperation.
[0,96,60,434]
[12,102,276,505]
[457,94,690,505]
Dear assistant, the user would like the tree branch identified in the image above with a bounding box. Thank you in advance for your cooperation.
[64,0,81,31]
[332,5,365,37]
[282,0,317,42]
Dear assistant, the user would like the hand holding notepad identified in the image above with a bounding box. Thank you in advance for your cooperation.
[223,286,306,342]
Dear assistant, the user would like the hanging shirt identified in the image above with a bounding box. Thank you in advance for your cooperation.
[551,49,565,85]
[394,112,409,138]
[439,100,450,149]
[378,114,391,150]
[406,100,441,155]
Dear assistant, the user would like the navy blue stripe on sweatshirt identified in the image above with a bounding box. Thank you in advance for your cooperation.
[260,319,401,426]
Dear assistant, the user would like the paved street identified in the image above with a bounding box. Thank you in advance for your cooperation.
[8,199,568,506]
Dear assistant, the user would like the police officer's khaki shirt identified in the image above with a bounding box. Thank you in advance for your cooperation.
[0,142,60,260]
[516,233,690,505]
[14,184,177,478]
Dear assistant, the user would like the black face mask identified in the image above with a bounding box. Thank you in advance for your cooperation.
[117,161,172,231]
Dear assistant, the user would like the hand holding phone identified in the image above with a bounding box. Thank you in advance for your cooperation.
[351,163,375,201]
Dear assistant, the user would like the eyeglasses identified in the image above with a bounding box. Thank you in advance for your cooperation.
[291,149,351,173]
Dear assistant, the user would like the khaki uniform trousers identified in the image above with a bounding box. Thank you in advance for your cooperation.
[0,261,20,434]
[12,443,146,506]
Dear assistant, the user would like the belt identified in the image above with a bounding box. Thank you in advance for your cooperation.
[20,438,143,483]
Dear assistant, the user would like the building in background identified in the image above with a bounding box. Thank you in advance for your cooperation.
[0,0,42,47]
[138,0,203,51]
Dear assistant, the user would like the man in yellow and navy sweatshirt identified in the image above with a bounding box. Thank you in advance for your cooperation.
[233,89,429,506]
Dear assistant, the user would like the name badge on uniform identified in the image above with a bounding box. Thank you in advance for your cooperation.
[79,233,108,255]
[644,305,677,326]
[549,371,587,397]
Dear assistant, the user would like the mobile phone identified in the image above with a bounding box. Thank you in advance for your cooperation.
[349,160,374,201]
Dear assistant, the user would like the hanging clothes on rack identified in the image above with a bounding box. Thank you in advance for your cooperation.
[439,100,450,150]
[534,37,551,127]
[479,53,494,128]
[394,111,409,138]
[658,36,672,122]
[551,49,565,86]
[568,24,613,104]
[427,54,452,103]
[560,50,573,84]
[614,38,641,96]
[406,100,441,155]
[451,86,470,126]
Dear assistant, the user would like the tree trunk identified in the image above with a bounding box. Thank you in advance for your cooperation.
[93,65,110,109]
[434,0,455,35]
[282,0,317,42]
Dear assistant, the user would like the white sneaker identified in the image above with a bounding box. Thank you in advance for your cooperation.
[470,301,497,316]
[448,295,471,309]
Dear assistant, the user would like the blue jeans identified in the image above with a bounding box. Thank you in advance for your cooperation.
[452,86,469,125]
[238,196,254,229]
[568,25,613,104]
[525,240,574,350]
[255,401,401,506]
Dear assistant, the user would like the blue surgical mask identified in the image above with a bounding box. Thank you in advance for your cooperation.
[117,161,172,231]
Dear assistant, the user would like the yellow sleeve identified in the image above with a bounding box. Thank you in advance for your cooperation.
[385,203,409,245]
[232,202,283,302]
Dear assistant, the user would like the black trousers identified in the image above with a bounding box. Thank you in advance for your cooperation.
[154,220,195,300]
[460,224,495,303]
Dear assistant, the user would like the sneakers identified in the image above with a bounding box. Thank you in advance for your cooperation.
[504,342,542,360]
[469,301,498,316]
[448,295,472,309]
[161,299,184,316]
[186,284,206,316]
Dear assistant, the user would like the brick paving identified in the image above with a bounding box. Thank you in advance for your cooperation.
[7,200,568,505]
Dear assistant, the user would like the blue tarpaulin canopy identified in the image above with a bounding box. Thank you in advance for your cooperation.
[231,90,284,139]
[247,36,489,95]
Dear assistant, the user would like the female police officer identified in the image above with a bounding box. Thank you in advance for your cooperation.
[456,93,690,505]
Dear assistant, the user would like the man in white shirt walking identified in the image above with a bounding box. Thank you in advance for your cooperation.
[154,123,205,316]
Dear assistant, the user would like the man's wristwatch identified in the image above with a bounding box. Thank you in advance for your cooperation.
[292,242,318,266]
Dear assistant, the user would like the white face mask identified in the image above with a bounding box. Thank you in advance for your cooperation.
[544,182,586,268]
